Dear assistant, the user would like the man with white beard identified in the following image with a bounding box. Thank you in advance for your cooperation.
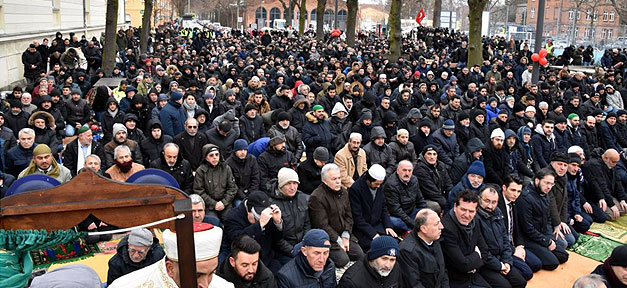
[338,235,402,287]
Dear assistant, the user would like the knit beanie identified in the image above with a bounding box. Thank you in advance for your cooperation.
[368,236,399,260]
[170,91,183,101]
[112,123,127,136]
[490,128,505,139]
[278,167,300,188]
[313,147,329,161]
[33,144,52,156]
[277,112,291,122]
[467,161,486,178]
[233,139,248,152]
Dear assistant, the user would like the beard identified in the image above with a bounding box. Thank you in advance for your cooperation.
[372,261,392,277]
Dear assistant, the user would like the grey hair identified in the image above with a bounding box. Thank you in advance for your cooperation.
[321,163,340,181]
[18,128,35,137]
[572,274,605,288]
[189,194,205,206]
[113,145,132,159]
[163,142,179,151]
[297,84,310,94]
[414,209,436,231]
[85,154,101,164]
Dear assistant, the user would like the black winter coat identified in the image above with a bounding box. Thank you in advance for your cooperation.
[268,125,304,159]
[582,156,626,207]
[239,115,266,143]
[338,256,402,288]
[398,231,449,288]
[302,112,334,155]
[483,144,513,185]
[226,153,261,200]
[139,127,173,167]
[223,203,283,267]
[441,210,492,288]
[101,109,125,143]
[516,184,553,247]
[150,156,194,194]
[217,254,277,288]
[348,174,393,249]
[258,147,295,181]
[297,158,322,195]
[106,235,165,285]
[414,157,453,209]
[269,183,311,256]
[476,207,515,268]
[383,173,427,227]
[174,131,209,170]
[5,111,30,138]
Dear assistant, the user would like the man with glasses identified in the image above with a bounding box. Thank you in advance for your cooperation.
[107,228,165,285]
[174,118,208,170]
[517,168,569,271]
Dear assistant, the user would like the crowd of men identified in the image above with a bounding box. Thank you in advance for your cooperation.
[12,23,627,288]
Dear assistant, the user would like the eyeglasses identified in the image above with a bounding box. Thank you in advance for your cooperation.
[187,126,198,129]
[128,248,148,256]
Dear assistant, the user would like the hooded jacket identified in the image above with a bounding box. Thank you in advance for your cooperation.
[139,120,173,166]
[193,144,238,210]
[101,98,125,143]
[159,99,187,137]
[363,127,396,176]
[302,111,334,155]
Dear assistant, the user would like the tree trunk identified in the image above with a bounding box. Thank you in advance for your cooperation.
[467,0,487,67]
[316,0,326,41]
[433,0,442,27]
[610,0,627,25]
[346,0,358,46]
[140,0,153,54]
[572,9,579,44]
[298,0,307,35]
[287,0,294,28]
[388,0,401,61]
[103,0,118,76]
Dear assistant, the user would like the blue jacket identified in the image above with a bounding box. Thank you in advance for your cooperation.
[530,131,555,168]
[476,207,514,269]
[599,120,623,151]
[348,174,393,249]
[431,128,459,169]
[159,100,186,137]
[553,128,572,154]
[566,173,584,218]
[302,111,334,155]
[277,252,336,288]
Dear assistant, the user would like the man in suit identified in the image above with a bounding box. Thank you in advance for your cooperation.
[62,125,103,176]
[498,174,542,280]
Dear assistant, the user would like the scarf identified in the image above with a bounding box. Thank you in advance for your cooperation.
[23,158,61,179]
[107,108,118,118]
[602,260,627,288]
[449,208,475,239]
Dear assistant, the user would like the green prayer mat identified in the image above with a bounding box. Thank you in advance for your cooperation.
[569,234,622,262]
[605,215,627,232]
[588,222,627,244]
[30,239,100,269]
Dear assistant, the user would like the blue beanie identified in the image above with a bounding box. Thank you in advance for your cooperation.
[368,236,399,260]
[467,161,485,178]
[170,91,183,101]
[233,139,248,152]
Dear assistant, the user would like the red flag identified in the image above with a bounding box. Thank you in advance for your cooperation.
[416,8,425,25]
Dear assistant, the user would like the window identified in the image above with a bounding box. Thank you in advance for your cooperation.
[585,27,590,38]
[530,8,535,19]
[602,29,607,39]
[593,9,598,20]
[603,11,608,21]
[586,9,591,20]
[577,11,581,20]
[610,12,615,21]
[269,7,280,28]
[569,10,574,20]
[608,29,612,39]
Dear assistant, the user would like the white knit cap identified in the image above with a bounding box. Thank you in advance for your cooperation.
[163,223,222,261]
[278,167,300,188]
[368,164,386,181]
[490,128,505,139]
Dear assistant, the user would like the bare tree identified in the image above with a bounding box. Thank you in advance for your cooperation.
[467,0,489,66]
[316,0,326,40]
[277,0,295,27]
[140,0,153,54]
[609,0,627,25]
[103,0,118,75]
[388,0,402,61]
[346,0,358,46]
[433,0,442,27]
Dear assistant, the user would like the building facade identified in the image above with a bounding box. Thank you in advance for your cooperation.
[525,0,623,44]
[0,0,126,89]
[245,0,348,30]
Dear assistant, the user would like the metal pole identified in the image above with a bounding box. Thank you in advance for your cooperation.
[334,0,338,29]
[531,0,546,83]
